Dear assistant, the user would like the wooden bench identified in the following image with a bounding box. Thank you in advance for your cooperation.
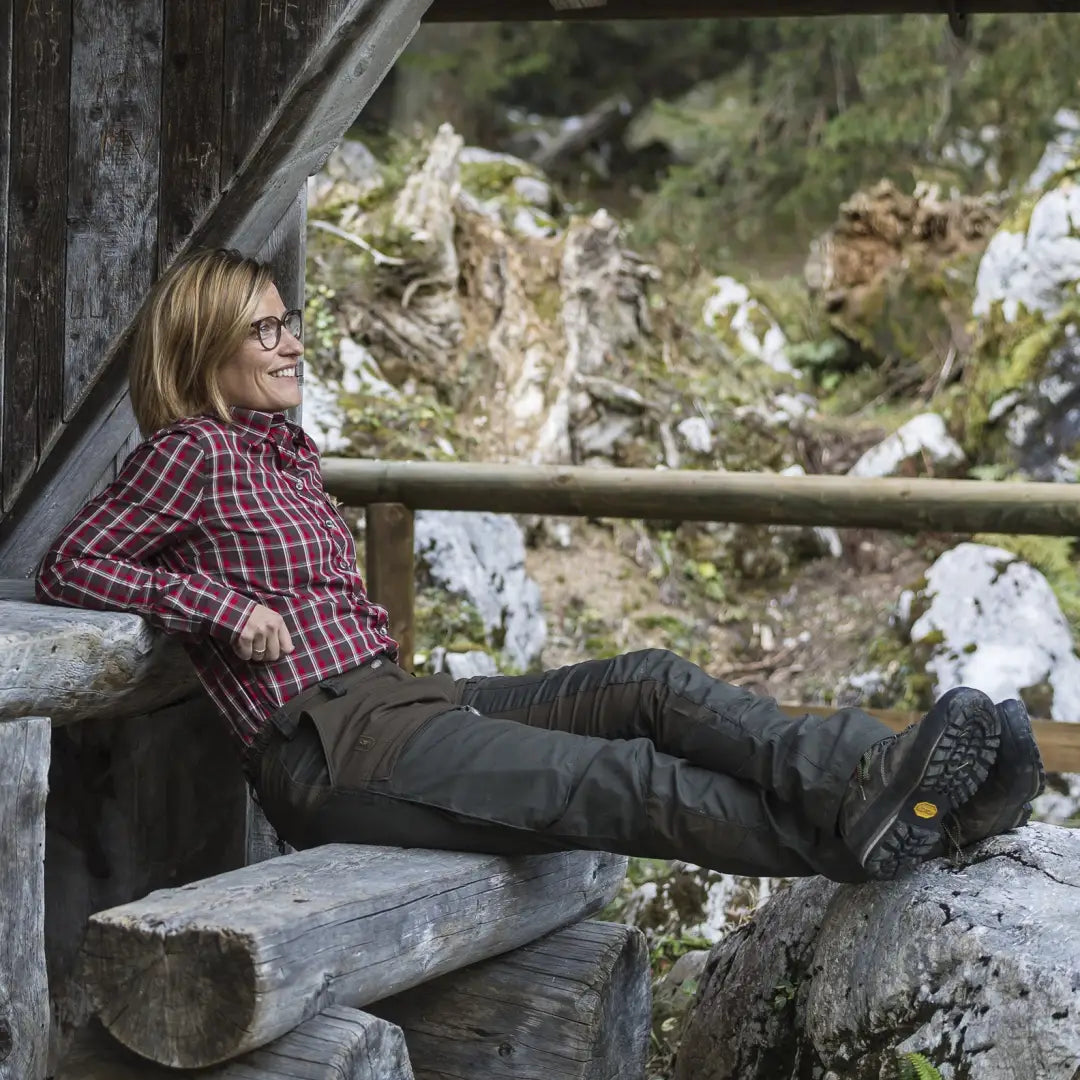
[0,591,649,1079]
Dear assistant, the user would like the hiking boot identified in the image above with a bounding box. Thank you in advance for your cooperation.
[839,686,1000,880]
[935,698,1045,857]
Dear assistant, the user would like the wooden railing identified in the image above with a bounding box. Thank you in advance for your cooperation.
[320,458,1080,772]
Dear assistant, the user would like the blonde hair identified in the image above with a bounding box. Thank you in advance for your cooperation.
[128,248,274,435]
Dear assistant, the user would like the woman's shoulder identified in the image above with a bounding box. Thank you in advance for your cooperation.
[145,415,232,453]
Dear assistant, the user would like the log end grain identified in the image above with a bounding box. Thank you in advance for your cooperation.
[82,917,258,1069]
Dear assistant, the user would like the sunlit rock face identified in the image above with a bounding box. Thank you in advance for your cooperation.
[677,825,1080,1080]
[414,510,546,672]
[846,413,966,479]
[907,542,1080,824]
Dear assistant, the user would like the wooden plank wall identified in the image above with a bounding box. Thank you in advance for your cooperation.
[0,0,364,558]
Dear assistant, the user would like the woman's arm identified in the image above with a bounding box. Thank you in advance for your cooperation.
[36,429,256,644]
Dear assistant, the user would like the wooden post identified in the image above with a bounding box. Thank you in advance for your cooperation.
[371,921,651,1080]
[0,717,50,1080]
[365,503,415,672]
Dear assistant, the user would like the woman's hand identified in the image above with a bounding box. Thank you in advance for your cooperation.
[235,604,295,663]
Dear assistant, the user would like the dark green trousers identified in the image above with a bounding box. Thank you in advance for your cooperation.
[252,649,892,882]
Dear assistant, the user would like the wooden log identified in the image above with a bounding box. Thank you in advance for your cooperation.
[0,717,50,1080]
[64,0,162,419]
[55,1008,414,1080]
[365,503,415,673]
[82,846,628,1069]
[43,697,249,1071]
[425,0,1080,18]
[371,920,651,1080]
[3,0,72,510]
[320,459,1080,538]
[0,599,199,726]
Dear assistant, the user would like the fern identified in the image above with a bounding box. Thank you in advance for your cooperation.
[899,1051,943,1080]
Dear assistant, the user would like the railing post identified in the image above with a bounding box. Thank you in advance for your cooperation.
[365,503,415,673]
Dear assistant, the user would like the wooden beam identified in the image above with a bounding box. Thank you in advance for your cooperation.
[0,0,431,578]
[0,599,199,726]
[365,503,415,673]
[371,921,651,1080]
[424,0,1080,19]
[0,717,50,1080]
[82,846,627,1069]
[158,0,225,269]
[0,0,11,514]
[55,1008,415,1080]
[3,0,72,511]
[320,459,1080,537]
[64,0,162,421]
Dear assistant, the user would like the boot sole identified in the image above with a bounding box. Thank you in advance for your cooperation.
[856,688,1001,880]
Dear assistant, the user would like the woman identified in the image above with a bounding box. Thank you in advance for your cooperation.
[37,248,1043,884]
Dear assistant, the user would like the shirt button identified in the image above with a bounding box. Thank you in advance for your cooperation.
[324,519,334,529]
[295,480,303,491]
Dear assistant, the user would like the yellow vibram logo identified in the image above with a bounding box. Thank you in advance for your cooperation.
[914,801,939,820]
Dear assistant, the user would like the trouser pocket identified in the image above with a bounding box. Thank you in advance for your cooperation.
[304,669,457,788]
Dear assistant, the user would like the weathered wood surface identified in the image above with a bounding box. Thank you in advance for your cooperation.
[365,503,415,673]
[320,458,1080,537]
[56,1008,414,1080]
[83,845,628,1069]
[0,0,427,577]
[372,920,651,1080]
[0,717,50,1080]
[158,0,225,269]
[426,0,1080,17]
[0,0,11,513]
[44,698,249,1072]
[0,599,198,725]
[64,0,162,420]
[3,0,72,510]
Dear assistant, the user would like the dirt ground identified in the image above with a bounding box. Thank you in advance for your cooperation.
[526,516,940,709]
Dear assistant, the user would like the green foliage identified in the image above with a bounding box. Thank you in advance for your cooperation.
[303,284,341,377]
[899,1051,943,1080]
[412,587,488,668]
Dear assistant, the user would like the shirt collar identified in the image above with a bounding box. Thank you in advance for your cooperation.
[228,407,317,452]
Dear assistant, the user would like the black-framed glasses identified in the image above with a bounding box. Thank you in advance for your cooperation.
[250,309,303,350]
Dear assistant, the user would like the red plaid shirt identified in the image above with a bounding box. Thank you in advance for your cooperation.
[36,408,397,745]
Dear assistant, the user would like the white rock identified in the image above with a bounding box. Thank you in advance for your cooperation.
[909,542,1080,720]
[510,205,557,238]
[676,416,714,455]
[443,650,500,680]
[339,337,400,400]
[973,183,1080,321]
[847,413,965,478]
[1025,108,1080,192]
[511,174,552,208]
[415,510,546,670]
[300,371,348,454]
[702,276,794,375]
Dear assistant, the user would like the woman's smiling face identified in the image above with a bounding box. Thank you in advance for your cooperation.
[217,283,304,414]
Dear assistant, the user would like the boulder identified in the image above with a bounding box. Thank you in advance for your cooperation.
[908,542,1080,722]
[414,510,546,671]
[974,183,1080,324]
[847,413,966,479]
[906,541,1080,825]
[676,823,1080,1080]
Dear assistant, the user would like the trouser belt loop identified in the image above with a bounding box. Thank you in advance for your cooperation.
[268,704,300,740]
